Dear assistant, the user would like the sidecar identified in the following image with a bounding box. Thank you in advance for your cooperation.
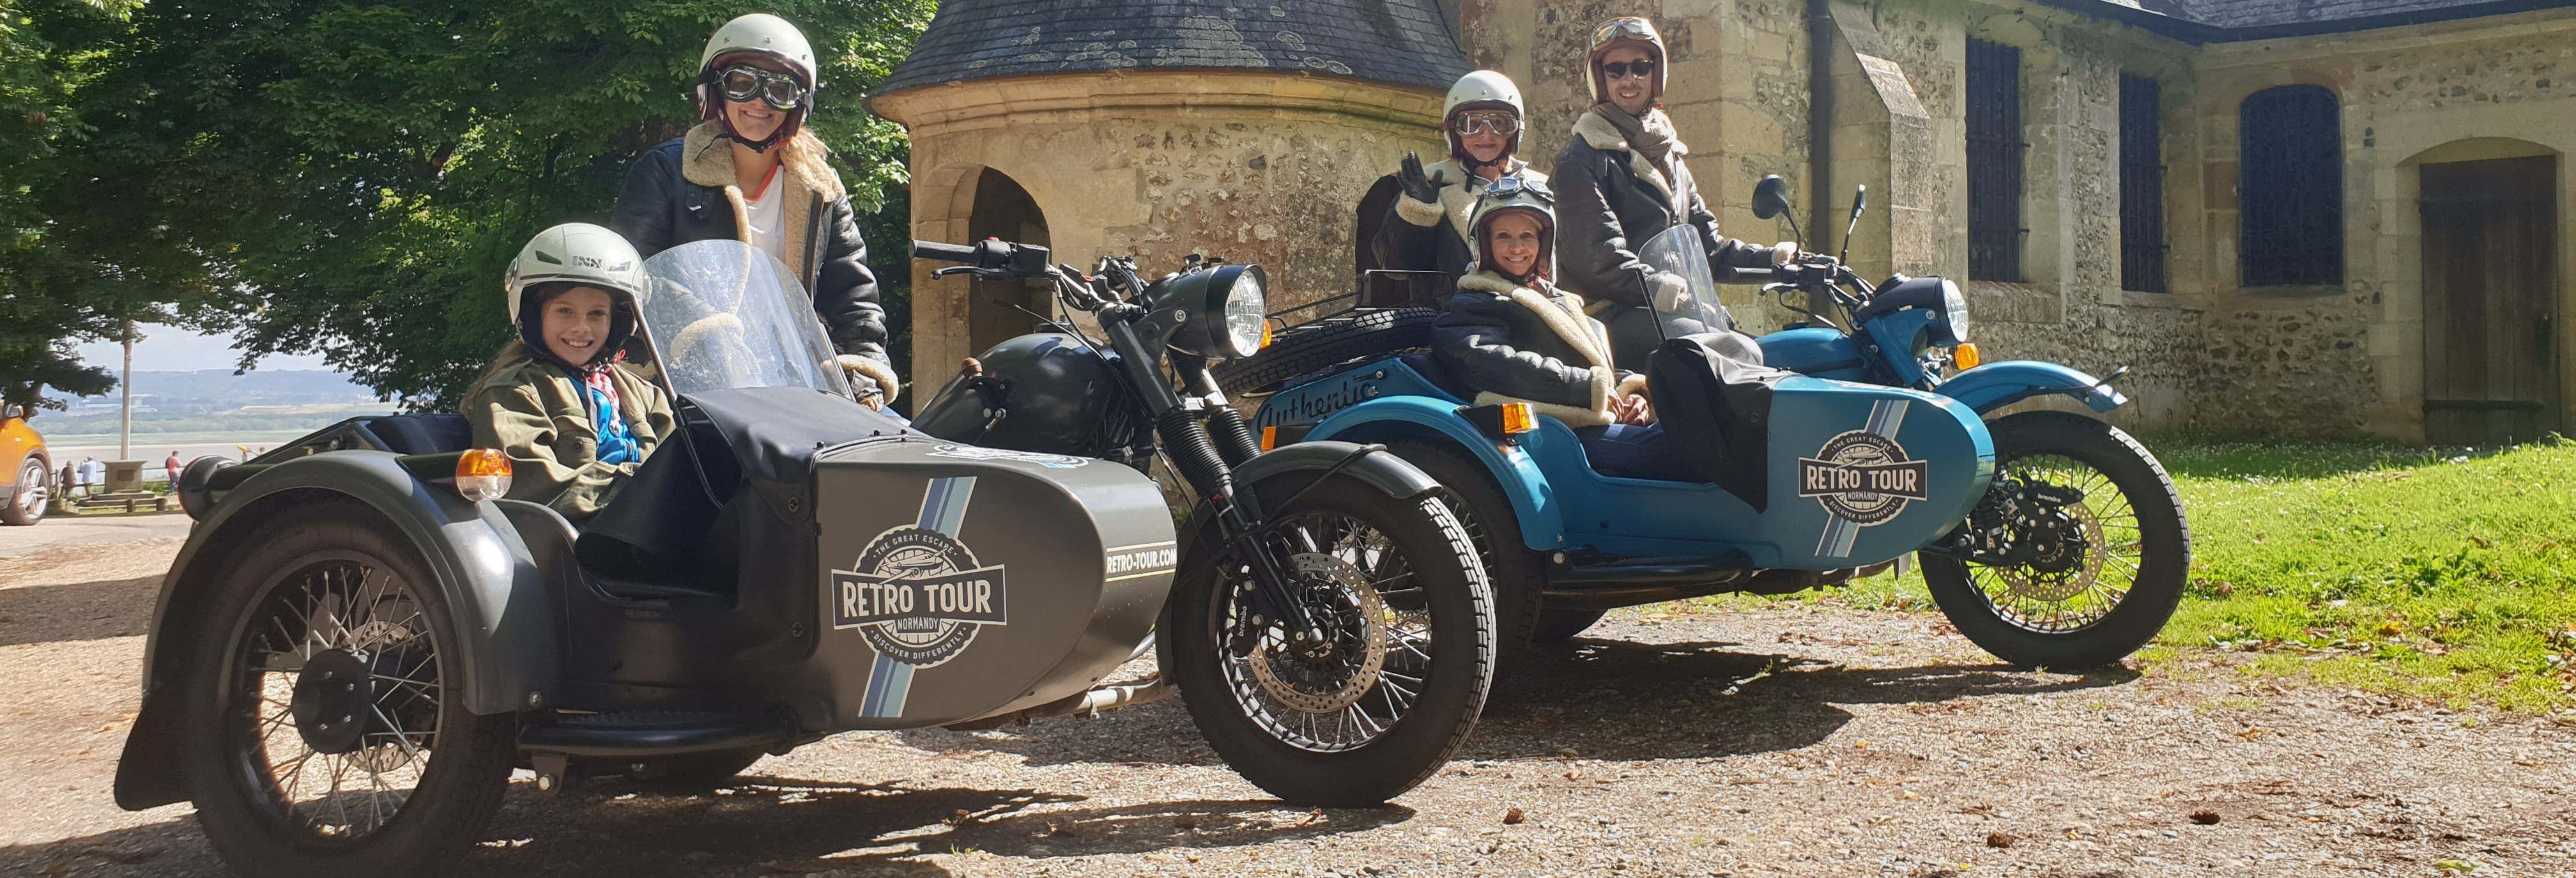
[112,242,1181,878]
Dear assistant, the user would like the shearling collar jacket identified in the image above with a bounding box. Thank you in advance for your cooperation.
[610,121,896,397]
[1555,108,1774,316]
[1430,270,1647,428]
[1368,158,1547,307]
[462,342,676,522]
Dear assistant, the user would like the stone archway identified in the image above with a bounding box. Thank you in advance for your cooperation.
[964,168,1051,355]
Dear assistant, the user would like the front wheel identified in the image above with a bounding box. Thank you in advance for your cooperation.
[1160,474,1495,806]
[178,499,518,878]
[3,458,47,525]
[1922,411,2190,669]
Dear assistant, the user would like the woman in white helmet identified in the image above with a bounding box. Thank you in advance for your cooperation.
[462,223,676,522]
[1554,16,1796,369]
[1368,70,1548,304]
[609,13,901,408]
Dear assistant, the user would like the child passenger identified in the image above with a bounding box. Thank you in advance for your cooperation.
[463,223,675,522]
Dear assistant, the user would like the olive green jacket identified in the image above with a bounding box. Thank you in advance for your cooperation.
[461,343,676,521]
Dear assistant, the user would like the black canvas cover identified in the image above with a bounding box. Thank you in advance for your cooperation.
[1644,331,1790,511]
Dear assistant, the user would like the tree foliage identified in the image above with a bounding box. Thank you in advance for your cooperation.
[37,0,931,406]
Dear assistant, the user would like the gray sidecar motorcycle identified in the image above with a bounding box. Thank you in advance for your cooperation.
[111,240,1485,878]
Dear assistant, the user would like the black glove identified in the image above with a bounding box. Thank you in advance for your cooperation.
[1397,151,1446,204]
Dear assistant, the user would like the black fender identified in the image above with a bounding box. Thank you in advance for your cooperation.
[1231,440,1441,500]
[116,451,555,810]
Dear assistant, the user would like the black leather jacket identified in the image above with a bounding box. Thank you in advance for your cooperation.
[1430,270,1627,426]
[610,125,890,367]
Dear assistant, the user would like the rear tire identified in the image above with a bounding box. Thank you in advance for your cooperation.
[1210,308,1438,396]
[2,458,46,525]
[1529,608,1607,644]
[179,499,518,878]
[1922,412,2189,669]
[1384,442,1546,666]
[1160,474,1494,806]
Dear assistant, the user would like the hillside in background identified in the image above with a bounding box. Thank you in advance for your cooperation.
[45,371,397,437]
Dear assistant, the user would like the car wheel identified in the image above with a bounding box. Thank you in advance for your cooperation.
[2,458,47,525]
[179,498,518,878]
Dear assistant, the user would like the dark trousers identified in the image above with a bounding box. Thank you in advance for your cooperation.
[1577,423,1696,481]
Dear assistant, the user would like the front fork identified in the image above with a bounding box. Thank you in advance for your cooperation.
[1101,316,1321,642]
[1924,475,2089,569]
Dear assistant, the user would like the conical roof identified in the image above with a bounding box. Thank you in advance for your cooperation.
[872,0,1469,97]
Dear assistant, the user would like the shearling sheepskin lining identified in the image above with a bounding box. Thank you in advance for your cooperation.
[1571,111,1691,220]
[680,121,847,281]
[1395,193,1446,227]
[840,353,901,405]
[1456,270,1620,426]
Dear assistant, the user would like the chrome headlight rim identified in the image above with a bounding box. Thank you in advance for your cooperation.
[1220,267,1267,358]
[1940,278,1970,345]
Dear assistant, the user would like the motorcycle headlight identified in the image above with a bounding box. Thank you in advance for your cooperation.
[1154,263,1269,360]
[1940,278,1970,345]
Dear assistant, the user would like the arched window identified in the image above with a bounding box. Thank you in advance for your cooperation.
[2238,86,2343,286]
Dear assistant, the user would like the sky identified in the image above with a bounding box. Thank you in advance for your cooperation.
[74,323,336,374]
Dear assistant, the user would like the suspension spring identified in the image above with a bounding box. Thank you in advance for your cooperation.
[1207,405,1263,466]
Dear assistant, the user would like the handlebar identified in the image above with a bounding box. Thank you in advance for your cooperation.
[910,240,978,264]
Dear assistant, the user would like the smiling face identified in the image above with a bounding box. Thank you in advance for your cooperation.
[1485,212,1545,279]
[718,55,797,143]
[538,286,616,366]
[1598,43,1657,115]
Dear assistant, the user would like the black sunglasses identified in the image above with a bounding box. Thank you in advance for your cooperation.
[1600,59,1657,81]
[715,65,809,111]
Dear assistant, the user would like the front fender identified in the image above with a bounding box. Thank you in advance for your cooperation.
[1936,360,2127,414]
[1231,440,1440,500]
[1302,396,1564,553]
[118,451,555,810]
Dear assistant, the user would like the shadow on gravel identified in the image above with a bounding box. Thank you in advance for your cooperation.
[2,781,1411,877]
[0,575,157,646]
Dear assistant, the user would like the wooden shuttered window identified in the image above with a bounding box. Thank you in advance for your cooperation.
[2119,73,2168,293]
[2238,86,2344,286]
[1965,38,2026,282]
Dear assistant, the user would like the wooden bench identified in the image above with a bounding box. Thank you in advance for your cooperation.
[76,491,171,513]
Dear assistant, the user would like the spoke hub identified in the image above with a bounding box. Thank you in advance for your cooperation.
[1246,553,1388,714]
[290,649,376,755]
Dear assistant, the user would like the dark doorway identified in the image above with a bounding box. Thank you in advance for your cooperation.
[966,168,1050,355]
[2419,155,2561,445]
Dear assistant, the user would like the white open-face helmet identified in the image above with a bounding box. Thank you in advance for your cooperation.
[1443,70,1526,165]
[505,223,648,325]
[700,13,818,89]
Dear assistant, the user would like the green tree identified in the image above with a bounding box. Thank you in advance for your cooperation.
[52,0,930,406]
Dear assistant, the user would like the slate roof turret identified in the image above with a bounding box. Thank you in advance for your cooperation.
[2046,0,2576,41]
[872,0,1471,97]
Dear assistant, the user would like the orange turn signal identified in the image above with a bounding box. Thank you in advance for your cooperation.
[1952,343,1982,371]
[1499,403,1537,435]
[456,449,514,502]
[1261,425,1278,452]
[1260,323,1274,350]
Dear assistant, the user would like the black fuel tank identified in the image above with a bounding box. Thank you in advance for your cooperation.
[913,333,1137,458]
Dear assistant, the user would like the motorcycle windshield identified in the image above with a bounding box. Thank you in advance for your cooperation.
[637,240,853,398]
[1633,224,1724,343]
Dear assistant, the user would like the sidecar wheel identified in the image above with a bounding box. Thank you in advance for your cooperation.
[1922,412,2189,669]
[179,499,518,878]
[1161,474,1495,806]
[1386,442,1547,666]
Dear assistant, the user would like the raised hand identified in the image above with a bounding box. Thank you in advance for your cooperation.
[1398,151,1446,204]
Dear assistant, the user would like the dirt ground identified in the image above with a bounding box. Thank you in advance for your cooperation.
[3,532,2571,877]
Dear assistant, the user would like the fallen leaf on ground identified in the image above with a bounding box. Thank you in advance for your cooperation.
[2189,810,2221,825]
[1503,807,1526,825]
[1985,832,2016,848]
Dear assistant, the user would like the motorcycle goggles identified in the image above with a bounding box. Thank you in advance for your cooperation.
[1600,59,1658,81]
[1480,174,1553,204]
[1450,111,1522,137]
[1591,17,1656,48]
[714,65,810,111]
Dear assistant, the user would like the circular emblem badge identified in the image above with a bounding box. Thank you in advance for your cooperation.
[1809,431,1912,525]
[848,528,988,668]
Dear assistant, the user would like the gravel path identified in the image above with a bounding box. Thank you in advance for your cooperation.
[3,536,2570,877]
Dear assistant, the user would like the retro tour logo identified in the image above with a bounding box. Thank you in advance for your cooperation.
[1798,429,1930,525]
[831,526,1009,667]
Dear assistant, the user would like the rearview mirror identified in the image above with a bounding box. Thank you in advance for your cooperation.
[1751,175,1791,220]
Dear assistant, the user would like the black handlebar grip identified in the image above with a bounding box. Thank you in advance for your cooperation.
[1724,266,1779,284]
[911,240,977,263]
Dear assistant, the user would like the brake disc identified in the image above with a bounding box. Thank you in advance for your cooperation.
[1246,553,1388,714]
[1997,502,2106,603]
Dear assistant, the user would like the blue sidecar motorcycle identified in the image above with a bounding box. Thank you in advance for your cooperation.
[114,240,1492,878]
[1227,176,2191,668]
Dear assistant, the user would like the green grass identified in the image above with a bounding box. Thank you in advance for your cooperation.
[1679,432,2576,713]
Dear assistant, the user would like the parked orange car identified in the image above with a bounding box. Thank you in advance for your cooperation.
[3,403,51,525]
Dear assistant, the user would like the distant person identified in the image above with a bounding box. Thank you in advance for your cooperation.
[463,223,675,522]
[608,13,897,408]
[78,456,104,495]
[164,451,183,482]
[59,461,77,498]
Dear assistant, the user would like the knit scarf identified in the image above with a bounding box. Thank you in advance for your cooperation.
[1591,104,1683,178]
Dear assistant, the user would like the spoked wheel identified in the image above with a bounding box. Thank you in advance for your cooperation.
[3,458,47,525]
[180,500,516,878]
[1161,474,1495,806]
[1922,412,2189,669]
